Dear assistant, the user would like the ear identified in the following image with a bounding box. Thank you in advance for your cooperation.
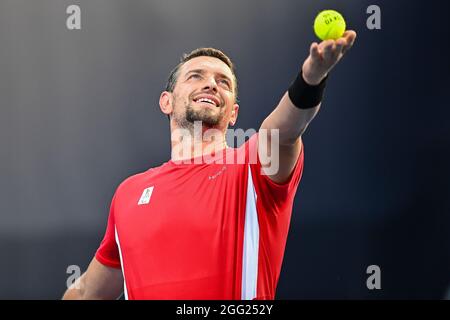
[159,91,173,116]
[229,103,239,126]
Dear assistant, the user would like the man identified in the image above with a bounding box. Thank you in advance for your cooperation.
[63,31,356,300]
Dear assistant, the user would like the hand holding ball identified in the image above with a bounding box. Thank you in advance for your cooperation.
[314,10,346,41]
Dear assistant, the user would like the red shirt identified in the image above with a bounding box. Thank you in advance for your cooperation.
[95,133,304,299]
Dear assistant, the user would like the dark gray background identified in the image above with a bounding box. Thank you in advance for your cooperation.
[1,0,449,299]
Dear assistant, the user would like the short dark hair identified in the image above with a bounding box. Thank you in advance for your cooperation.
[165,47,238,100]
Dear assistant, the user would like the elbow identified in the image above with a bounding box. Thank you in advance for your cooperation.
[279,135,302,147]
[278,125,307,146]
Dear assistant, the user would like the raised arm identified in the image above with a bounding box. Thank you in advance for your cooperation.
[259,31,357,183]
[62,257,124,300]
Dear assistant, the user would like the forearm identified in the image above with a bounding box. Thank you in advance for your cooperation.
[261,91,320,145]
[258,71,324,182]
[262,30,356,144]
[258,31,356,183]
[62,258,124,300]
[62,288,83,300]
[62,275,86,299]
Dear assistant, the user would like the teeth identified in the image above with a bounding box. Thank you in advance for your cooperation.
[196,98,216,105]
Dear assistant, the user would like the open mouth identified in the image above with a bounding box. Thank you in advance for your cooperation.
[193,95,220,107]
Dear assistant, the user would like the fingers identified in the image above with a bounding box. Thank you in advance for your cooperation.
[322,40,335,62]
[343,30,357,42]
[342,30,357,54]
[318,39,333,51]
[334,38,345,57]
[335,38,346,48]
[310,42,320,61]
[314,29,357,64]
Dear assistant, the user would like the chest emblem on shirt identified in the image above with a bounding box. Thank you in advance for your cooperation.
[208,166,227,180]
[137,186,154,205]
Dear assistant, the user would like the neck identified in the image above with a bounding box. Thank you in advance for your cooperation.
[170,120,228,162]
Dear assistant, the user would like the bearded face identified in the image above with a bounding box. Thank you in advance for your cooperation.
[166,56,239,131]
[172,90,226,128]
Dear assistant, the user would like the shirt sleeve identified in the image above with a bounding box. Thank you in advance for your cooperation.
[246,133,305,215]
[95,192,122,269]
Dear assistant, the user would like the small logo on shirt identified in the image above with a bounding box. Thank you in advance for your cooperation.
[138,186,154,205]
[208,166,227,180]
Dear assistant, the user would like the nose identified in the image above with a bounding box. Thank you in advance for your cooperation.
[201,76,218,93]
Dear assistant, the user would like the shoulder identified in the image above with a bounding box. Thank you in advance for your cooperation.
[115,162,167,195]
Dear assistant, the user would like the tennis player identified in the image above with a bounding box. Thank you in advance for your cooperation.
[63,31,356,300]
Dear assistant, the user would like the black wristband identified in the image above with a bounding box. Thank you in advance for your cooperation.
[288,70,328,109]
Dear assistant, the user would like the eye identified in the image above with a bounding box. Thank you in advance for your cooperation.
[188,74,202,80]
[219,79,231,89]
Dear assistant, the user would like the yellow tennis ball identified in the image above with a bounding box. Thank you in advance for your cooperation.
[314,10,346,41]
